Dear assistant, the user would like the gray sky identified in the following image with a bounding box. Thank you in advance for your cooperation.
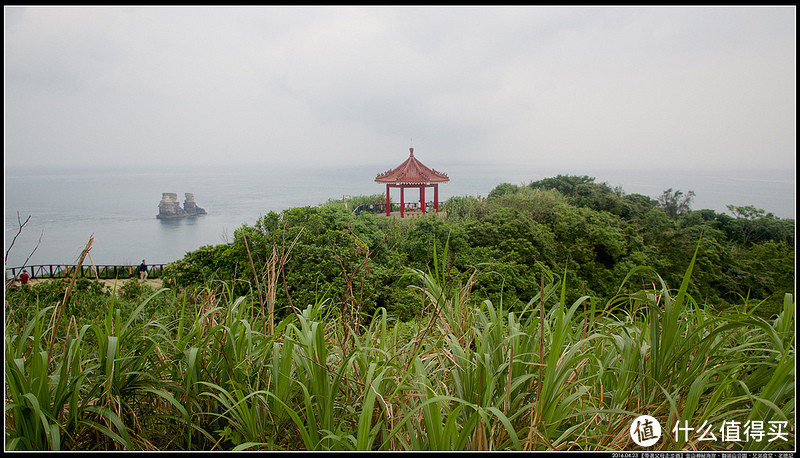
[4,6,796,171]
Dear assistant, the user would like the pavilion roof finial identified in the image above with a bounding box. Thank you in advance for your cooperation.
[409,147,414,157]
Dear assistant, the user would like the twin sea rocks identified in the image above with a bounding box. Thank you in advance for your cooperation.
[157,192,207,219]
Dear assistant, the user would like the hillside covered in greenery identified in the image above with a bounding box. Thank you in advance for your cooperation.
[163,174,794,321]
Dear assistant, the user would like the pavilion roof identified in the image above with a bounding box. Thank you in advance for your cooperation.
[374,148,450,184]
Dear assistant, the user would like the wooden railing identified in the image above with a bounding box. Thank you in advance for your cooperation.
[6,264,168,280]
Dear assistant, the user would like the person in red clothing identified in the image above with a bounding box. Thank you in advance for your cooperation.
[18,269,30,285]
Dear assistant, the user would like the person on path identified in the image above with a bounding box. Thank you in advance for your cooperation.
[19,269,30,285]
[138,260,148,280]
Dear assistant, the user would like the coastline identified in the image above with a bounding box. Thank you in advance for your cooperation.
[5,165,795,269]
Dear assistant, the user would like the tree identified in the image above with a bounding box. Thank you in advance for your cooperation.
[657,188,695,219]
[725,204,793,245]
[488,182,519,198]
[727,204,772,220]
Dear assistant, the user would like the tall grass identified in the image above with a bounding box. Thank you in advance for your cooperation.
[5,242,794,450]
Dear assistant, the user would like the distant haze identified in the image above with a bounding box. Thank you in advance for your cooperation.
[4,6,796,174]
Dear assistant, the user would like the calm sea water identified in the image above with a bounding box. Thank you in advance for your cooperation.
[4,163,795,268]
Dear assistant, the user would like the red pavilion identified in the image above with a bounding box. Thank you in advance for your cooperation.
[375,148,449,217]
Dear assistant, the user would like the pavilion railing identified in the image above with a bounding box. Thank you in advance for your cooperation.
[6,264,168,281]
[353,202,446,215]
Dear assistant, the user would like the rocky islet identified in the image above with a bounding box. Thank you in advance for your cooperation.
[157,192,207,219]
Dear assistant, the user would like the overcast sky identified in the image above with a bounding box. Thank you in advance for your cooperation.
[4,6,796,171]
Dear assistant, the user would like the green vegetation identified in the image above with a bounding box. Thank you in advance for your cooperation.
[160,174,793,321]
[5,175,795,451]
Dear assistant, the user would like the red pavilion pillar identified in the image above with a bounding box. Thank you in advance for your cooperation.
[385,184,390,216]
[420,185,426,214]
[434,184,439,213]
[400,186,405,218]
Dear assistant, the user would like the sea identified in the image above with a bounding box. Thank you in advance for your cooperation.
[4,163,795,269]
